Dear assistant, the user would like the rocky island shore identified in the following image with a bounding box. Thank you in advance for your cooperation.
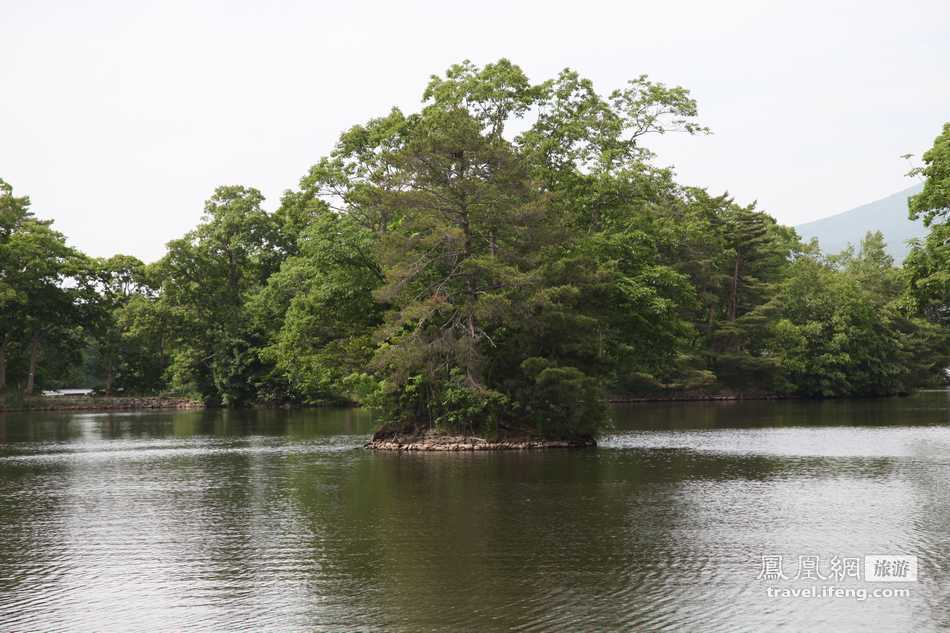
[366,427,596,451]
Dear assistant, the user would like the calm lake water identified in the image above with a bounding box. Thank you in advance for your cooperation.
[2,393,950,632]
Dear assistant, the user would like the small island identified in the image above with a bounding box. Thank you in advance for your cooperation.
[366,424,596,451]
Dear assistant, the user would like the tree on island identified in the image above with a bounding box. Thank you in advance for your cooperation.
[298,61,709,440]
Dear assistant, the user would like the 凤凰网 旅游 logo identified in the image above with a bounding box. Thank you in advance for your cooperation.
[756,554,917,600]
[757,554,917,582]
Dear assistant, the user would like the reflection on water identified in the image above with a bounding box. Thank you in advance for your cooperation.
[2,394,950,631]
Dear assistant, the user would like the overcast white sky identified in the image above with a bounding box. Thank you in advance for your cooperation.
[2,0,947,262]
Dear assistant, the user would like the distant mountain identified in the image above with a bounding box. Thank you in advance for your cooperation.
[795,184,926,261]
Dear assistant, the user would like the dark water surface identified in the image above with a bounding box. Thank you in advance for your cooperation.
[2,393,950,631]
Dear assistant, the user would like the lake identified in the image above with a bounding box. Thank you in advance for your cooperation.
[2,392,950,632]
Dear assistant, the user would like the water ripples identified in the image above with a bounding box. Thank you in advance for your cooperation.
[2,400,950,631]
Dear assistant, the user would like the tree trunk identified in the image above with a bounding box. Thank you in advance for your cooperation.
[24,334,40,395]
[227,247,241,306]
[728,256,742,322]
[104,361,114,396]
[457,192,483,390]
[0,342,6,392]
[459,204,476,344]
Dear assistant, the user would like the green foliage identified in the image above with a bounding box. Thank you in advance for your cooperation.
[905,124,950,331]
[0,179,85,393]
[514,358,606,438]
[905,223,950,327]
[152,185,286,404]
[897,122,950,386]
[762,256,890,396]
[333,60,716,437]
[2,69,946,433]
[757,232,946,397]
[76,254,157,393]
[908,123,950,226]
[254,211,384,403]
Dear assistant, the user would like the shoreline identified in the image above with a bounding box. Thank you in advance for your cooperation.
[3,389,929,414]
[607,392,797,403]
[0,396,205,413]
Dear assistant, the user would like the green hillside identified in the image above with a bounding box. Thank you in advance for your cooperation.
[795,184,926,261]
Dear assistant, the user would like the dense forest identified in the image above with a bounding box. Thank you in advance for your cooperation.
[2,61,948,439]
